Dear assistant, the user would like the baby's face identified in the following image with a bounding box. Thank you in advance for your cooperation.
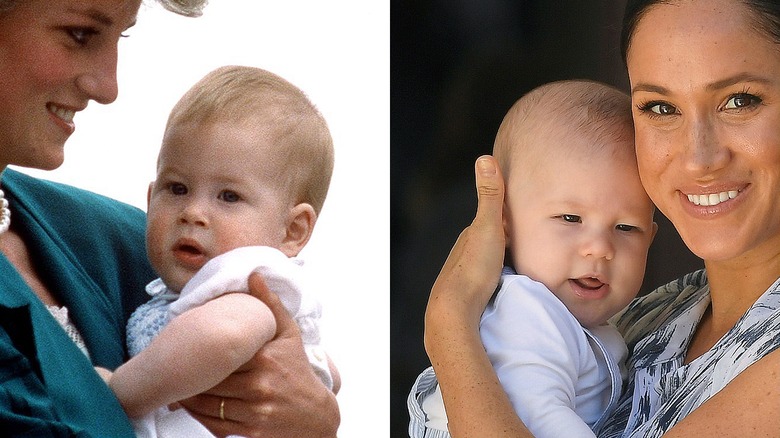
[146,121,291,293]
[504,135,656,328]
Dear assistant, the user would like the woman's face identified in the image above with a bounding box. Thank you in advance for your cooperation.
[0,0,141,170]
[627,0,780,263]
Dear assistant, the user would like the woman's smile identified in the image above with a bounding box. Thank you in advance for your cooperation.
[47,103,78,135]
[47,103,76,124]
[685,190,739,207]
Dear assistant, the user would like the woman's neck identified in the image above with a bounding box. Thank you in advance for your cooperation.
[704,252,780,333]
[685,254,780,363]
[0,228,61,307]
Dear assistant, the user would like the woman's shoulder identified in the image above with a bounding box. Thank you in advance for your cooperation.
[610,270,708,345]
[3,168,145,228]
[3,169,153,312]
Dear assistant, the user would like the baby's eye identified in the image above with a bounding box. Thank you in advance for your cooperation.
[169,183,187,196]
[561,214,581,223]
[616,224,638,232]
[218,190,241,203]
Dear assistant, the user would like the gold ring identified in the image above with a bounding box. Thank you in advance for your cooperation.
[219,398,226,421]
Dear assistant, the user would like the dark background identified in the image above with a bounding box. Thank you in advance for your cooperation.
[390,1,704,436]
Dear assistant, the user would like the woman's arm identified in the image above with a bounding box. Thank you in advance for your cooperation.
[177,273,340,438]
[109,293,276,418]
[663,348,780,437]
[424,156,533,438]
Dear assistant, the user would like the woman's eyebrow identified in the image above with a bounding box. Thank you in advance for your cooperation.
[65,7,138,29]
[631,83,668,95]
[67,8,114,26]
[705,73,774,91]
[632,73,775,96]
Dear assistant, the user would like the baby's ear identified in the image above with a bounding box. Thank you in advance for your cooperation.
[501,203,512,267]
[279,203,316,257]
[502,202,511,248]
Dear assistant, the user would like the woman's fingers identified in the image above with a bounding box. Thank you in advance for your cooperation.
[467,155,507,286]
[247,272,302,341]
[473,155,506,233]
[434,155,506,303]
[425,155,507,351]
[181,272,338,437]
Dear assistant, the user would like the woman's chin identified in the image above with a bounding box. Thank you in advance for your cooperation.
[17,154,65,171]
[683,235,749,264]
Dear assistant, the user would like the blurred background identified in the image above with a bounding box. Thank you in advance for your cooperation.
[391,1,703,436]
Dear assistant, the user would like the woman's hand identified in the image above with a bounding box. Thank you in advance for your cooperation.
[424,155,507,353]
[424,155,532,438]
[178,273,339,438]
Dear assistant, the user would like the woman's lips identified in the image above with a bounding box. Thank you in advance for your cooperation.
[678,184,748,218]
[47,103,77,135]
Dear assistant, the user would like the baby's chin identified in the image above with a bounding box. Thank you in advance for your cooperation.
[159,273,190,295]
[566,302,615,330]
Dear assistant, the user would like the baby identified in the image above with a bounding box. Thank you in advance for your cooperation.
[409,79,657,437]
[100,65,338,437]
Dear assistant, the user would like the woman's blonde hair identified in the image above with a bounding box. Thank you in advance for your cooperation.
[155,0,208,17]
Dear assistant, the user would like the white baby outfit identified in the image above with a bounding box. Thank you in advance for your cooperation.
[126,246,332,438]
[409,271,627,438]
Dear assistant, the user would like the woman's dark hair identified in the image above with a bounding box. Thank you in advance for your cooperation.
[621,0,780,63]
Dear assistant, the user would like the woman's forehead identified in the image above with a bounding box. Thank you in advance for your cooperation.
[627,0,780,84]
[0,0,142,24]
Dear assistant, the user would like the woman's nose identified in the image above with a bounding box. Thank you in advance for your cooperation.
[75,47,119,105]
[683,115,731,175]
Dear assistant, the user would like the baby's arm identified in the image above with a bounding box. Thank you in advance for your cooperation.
[109,292,276,418]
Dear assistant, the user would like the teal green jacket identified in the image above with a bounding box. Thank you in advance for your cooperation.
[0,169,155,437]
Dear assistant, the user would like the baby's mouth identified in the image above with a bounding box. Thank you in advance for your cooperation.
[176,243,203,255]
[572,277,605,290]
[172,240,208,268]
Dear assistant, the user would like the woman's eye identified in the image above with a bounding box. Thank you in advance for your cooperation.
[561,214,581,223]
[724,93,761,110]
[648,102,676,115]
[66,27,97,45]
[169,183,187,196]
[616,224,638,232]
[218,191,241,203]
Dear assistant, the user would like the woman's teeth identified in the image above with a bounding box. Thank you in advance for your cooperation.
[687,190,738,206]
[48,104,75,123]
